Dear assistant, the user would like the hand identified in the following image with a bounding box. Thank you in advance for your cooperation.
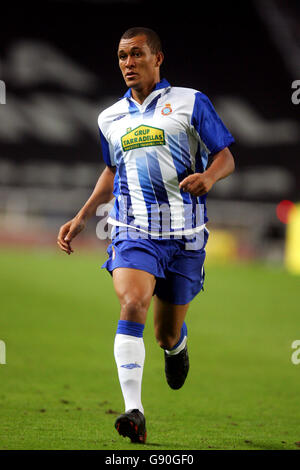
[179,172,214,197]
[57,216,86,255]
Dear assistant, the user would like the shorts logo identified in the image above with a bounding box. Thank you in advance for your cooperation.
[161,103,172,116]
[112,245,116,260]
[121,124,165,152]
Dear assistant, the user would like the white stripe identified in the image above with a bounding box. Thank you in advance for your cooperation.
[124,157,149,228]
[156,145,185,230]
[107,216,206,237]
[165,336,187,356]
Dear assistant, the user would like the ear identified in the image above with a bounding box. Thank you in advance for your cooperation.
[156,51,164,67]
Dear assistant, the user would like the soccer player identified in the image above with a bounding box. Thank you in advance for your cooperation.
[57,27,235,444]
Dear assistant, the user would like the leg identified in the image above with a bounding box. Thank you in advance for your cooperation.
[153,296,189,351]
[113,267,156,324]
[113,268,155,443]
[154,296,190,390]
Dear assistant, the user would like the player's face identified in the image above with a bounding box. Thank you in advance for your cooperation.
[118,35,163,90]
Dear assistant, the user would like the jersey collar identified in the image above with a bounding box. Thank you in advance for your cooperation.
[122,78,171,99]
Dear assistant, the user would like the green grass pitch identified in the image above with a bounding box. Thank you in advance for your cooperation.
[0,247,299,450]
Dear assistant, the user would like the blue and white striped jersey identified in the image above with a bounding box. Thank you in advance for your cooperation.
[98,78,234,238]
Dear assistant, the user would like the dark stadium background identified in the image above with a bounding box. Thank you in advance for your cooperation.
[0,0,299,260]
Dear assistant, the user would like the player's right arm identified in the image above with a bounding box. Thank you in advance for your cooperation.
[57,165,116,254]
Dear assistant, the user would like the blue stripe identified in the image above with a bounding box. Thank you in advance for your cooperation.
[146,151,169,204]
[99,129,114,167]
[194,143,208,225]
[116,320,145,338]
[127,92,161,120]
[114,142,124,167]
[167,134,192,189]
[178,132,192,169]
[191,92,235,156]
[136,156,157,204]
[128,99,140,117]
[193,144,208,226]
[145,151,171,233]
[143,94,161,120]
[195,143,205,173]
[107,157,120,224]
[202,195,208,224]
[115,143,134,226]
[136,155,160,232]
[113,171,120,198]
[175,133,201,229]
[167,135,194,230]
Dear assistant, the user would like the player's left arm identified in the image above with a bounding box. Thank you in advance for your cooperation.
[179,147,235,197]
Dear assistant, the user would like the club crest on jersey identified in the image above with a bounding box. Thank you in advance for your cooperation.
[121,124,165,152]
[161,103,172,116]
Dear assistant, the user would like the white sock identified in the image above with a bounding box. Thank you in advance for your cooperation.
[114,333,145,414]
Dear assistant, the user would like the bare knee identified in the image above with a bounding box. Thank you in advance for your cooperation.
[120,295,148,323]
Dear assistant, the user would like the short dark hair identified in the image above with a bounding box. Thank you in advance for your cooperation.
[120,27,162,54]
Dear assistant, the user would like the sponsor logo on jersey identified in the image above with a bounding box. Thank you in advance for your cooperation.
[161,103,172,115]
[121,124,165,152]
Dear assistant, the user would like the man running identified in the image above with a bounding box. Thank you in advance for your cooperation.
[57,27,235,444]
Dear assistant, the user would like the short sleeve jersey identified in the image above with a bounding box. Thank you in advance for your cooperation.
[98,78,234,237]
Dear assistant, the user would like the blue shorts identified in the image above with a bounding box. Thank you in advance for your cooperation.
[101,227,209,305]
